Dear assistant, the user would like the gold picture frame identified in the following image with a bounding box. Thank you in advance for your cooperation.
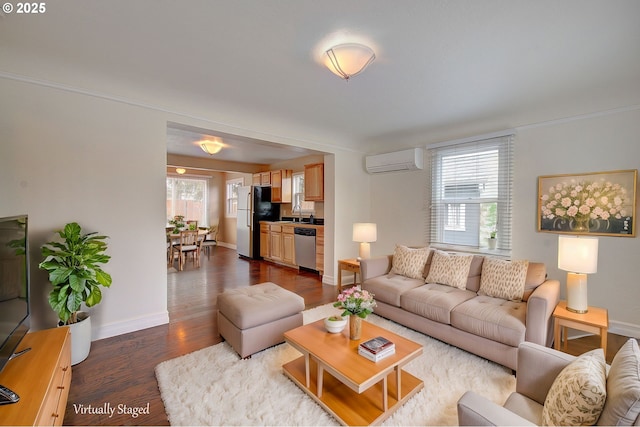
[537,169,637,237]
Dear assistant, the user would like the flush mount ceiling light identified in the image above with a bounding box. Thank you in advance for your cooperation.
[175,168,186,175]
[325,43,376,81]
[200,140,223,155]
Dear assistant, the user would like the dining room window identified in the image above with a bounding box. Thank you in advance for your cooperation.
[226,178,243,217]
[167,177,208,226]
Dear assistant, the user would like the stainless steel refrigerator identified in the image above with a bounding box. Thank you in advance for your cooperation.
[237,186,280,259]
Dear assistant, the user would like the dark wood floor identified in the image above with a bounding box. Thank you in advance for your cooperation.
[64,246,635,425]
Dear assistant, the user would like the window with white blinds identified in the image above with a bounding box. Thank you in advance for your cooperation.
[428,134,514,252]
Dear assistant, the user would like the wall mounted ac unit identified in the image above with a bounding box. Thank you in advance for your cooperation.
[365,148,424,174]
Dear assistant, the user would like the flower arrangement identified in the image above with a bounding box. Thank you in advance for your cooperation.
[540,179,629,224]
[333,286,376,318]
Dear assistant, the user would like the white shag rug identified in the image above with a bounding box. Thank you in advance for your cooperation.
[155,304,515,426]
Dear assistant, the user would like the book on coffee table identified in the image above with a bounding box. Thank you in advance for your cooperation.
[359,336,395,354]
[358,345,395,362]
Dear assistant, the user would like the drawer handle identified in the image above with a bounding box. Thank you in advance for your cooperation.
[52,413,59,418]
[57,386,65,390]
[62,366,69,371]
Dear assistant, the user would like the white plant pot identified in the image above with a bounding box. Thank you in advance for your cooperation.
[488,238,497,250]
[62,312,92,365]
[324,316,347,333]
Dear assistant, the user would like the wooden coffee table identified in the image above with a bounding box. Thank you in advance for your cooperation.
[283,319,423,426]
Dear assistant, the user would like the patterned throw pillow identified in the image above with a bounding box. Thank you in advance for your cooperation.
[424,250,473,290]
[390,245,430,279]
[541,348,607,426]
[478,258,529,301]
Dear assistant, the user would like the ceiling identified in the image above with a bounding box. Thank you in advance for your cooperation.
[2,1,639,162]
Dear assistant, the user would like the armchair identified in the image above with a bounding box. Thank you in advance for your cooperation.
[458,339,640,426]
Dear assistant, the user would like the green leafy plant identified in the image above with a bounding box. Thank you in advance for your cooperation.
[39,222,112,324]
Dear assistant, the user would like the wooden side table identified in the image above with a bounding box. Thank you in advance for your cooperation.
[336,258,360,292]
[553,300,609,355]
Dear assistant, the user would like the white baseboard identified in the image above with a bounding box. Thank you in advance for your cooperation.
[610,320,640,339]
[92,310,170,341]
[217,242,235,250]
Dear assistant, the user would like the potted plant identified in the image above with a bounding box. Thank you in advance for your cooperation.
[38,222,112,365]
[324,314,347,333]
[333,286,376,340]
[488,230,497,250]
[169,215,185,234]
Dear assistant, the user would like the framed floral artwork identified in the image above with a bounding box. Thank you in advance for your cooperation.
[537,169,637,237]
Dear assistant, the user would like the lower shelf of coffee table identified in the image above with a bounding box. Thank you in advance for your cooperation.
[283,355,423,426]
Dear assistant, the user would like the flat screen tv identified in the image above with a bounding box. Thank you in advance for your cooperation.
[0,215,30,378]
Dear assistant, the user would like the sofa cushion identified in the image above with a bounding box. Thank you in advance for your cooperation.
[361,274,424,307]
[390,245,431,279]
[479,258,529,302]
[597,338,640,426]
[450,296,526,347]
[425,250,474,290]
[400,283,476,325]
[542,348,607,426]
[522,262,547,301]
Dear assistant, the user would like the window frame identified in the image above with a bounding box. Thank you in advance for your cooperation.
[226,178,244,218]
[428,133,514,255]
[166,176,209,227]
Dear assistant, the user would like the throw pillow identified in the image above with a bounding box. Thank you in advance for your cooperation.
[597,338,640,426]
[390,245,430,280]
[424,250,473,290]
[478,258,529,302]
[541,348,607,426]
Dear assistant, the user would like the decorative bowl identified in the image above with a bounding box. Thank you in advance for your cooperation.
[324,316,347,333]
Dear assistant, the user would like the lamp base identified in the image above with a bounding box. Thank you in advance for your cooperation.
[566,272,588,314]
[358,242,371,259]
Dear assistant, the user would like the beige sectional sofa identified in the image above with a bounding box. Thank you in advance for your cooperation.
[360,246,560,370]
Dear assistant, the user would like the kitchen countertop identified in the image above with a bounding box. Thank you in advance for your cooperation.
[261,220,323,229]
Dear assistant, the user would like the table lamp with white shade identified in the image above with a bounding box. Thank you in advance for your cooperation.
[353,223,377,260]
[558,235,599,314]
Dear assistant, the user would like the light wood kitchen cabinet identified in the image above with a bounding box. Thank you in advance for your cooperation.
[259,223,270,258]
[269,224,283,261]
[260,171,271,186]
[0,327,71,426]
[282,225,295,265]
[252,173,261,186]
[304,163,324,201]
[315,226,324,274]
[271,169,292,203]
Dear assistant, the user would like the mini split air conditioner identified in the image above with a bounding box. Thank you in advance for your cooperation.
[365,148,424,174]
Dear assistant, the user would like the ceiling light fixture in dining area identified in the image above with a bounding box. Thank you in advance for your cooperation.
[176,168,186,175]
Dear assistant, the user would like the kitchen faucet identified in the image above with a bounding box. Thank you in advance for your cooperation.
[293,203,303,222]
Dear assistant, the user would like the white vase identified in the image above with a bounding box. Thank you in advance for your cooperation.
[488,238,497,250]
[63,312,92,365]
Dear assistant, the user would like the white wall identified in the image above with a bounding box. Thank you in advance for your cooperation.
[0,76,372,340]
[368,107,640,336]
[0,78,170,339]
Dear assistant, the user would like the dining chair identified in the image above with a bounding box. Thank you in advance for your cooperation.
[172,230,200,270]
[199,224,218,260]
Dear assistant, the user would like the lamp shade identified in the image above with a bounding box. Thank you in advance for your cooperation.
[558,235,598,274]
[353,223,377,243]
[325,43,375,80]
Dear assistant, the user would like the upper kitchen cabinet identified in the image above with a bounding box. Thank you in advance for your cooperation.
[304,163,324,201]
[271,169,292,203]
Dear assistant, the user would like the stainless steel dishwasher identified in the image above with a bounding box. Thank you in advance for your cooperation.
[294,227,316,270]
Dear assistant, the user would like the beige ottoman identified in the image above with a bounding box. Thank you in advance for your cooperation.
[217,282,305,358]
